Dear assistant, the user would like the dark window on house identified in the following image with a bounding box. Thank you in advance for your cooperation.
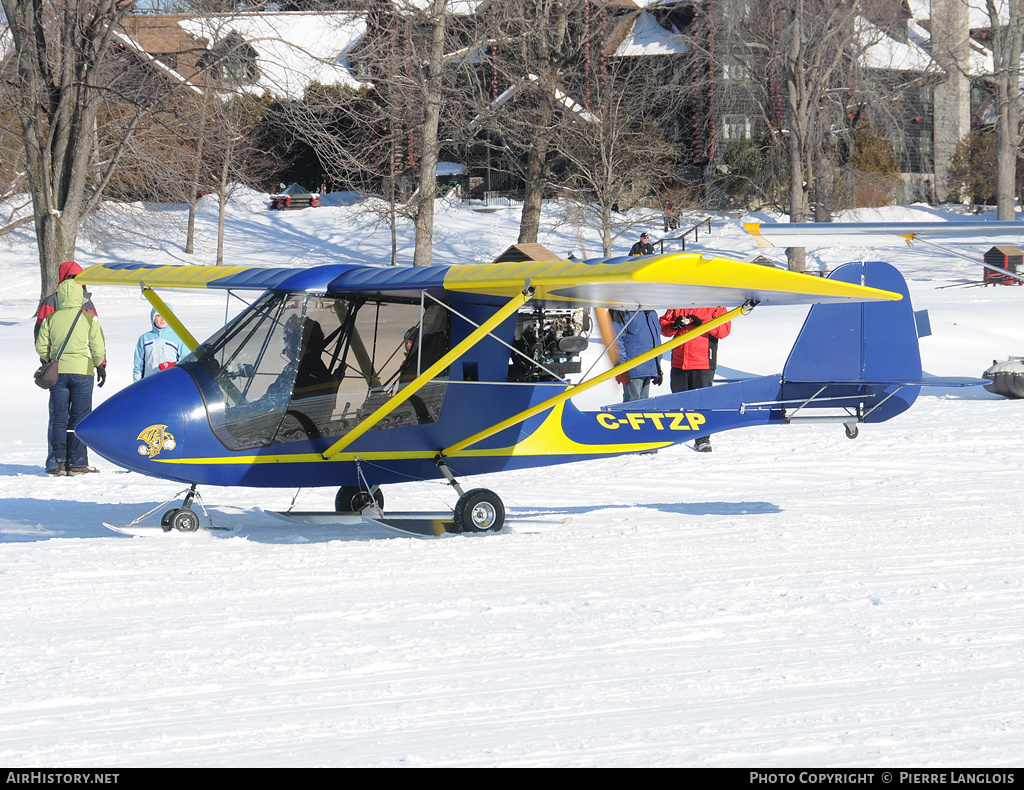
[198,30,259,87]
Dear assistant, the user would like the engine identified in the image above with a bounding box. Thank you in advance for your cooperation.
[508,307,592,382]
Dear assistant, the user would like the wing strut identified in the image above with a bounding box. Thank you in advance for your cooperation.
[442,301,755,457]
[141,286,200,352]
[321,285,537,459]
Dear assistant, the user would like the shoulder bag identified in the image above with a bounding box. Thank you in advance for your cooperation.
[34,309,84,390]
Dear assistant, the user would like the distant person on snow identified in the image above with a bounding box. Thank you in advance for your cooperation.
[134,306,187,381]
[629,232,655,257]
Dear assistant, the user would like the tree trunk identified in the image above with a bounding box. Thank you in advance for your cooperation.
[216,144,231,266]
[519,77,555,244]
[988,0,1024,221]
[412,1,448,268]
[814,151,834,223]
[185,109,208,255]
[786,129,807,272]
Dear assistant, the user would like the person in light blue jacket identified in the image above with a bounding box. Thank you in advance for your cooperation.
[134,306,186,381]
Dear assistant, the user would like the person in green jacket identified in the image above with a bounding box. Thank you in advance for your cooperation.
[35,279,107,476]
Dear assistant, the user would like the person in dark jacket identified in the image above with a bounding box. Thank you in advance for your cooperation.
[611,309,663,402]
[660,306,732,452]
[629,232,654,256]
[35,279,107,475]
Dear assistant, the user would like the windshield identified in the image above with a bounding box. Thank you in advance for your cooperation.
[181,292,450,450]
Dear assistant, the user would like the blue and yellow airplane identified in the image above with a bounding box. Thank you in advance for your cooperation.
[76,252,935,534]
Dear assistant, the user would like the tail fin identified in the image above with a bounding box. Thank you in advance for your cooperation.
[783,261,921,421]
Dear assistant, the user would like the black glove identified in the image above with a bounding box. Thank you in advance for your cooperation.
[652,374,663,387]
[96,364,106,388]
[670,315,687,330]
[684,314,703,327]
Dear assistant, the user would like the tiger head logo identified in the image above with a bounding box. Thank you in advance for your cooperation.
[137,424,177,458]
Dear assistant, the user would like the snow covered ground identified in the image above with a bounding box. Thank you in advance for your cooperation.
[2,192,1024,767]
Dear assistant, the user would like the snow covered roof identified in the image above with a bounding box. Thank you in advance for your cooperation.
[906,0,1012,29]
[857,16,935,72]
[903,8,999,79]
[176,12,367,99]
[613,11,687,57]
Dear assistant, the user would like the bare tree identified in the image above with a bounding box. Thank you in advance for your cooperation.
[685,0,902,270]
[982,0,1024,220]
[555,56,684,255]
[268,1,474,267]
[0,0,180,295]
[469,0,610,245]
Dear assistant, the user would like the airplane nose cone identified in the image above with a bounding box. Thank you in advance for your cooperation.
[76,367,193,477]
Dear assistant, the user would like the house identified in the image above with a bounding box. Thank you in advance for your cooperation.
[115,3,1013,209]
[120,12,367,98]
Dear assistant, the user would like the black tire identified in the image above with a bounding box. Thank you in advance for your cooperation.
[161,509,176,529]
[453,488,505,534]
[171,509,200,532]
[335,485,384,513]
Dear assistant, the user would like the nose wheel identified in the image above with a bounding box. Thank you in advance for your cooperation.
[160,484,204,532]
[161,508,200,532]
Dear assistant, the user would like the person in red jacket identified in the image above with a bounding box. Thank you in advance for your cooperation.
[660,306,732,452]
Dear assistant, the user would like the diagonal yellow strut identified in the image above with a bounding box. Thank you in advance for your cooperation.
[141,286,200,352]
[442,303,752,457]
[322,287,536,459]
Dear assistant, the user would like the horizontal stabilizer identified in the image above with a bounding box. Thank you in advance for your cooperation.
[784,377,986,387]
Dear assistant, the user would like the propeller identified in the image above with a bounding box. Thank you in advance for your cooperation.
[576,231,620,367]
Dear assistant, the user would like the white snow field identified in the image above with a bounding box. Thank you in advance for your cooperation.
[1,192,1023,767]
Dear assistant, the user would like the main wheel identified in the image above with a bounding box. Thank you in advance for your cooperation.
[335,485,384,513]
[161,509,176,530]
[452,488,505,534]
[171,509,200,533]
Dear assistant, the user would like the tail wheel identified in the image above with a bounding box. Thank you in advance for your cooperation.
[453,488,505,534]
[845,423,860,439]
[335,486,384,513]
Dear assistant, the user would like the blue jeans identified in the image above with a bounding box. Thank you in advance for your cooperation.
[47,373,93,469]
[622,376,652,402]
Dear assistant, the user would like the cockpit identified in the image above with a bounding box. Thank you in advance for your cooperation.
[178,292,451,450]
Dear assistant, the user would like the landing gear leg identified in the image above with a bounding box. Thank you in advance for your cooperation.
[435,454,505,534]
[160,484,203,532]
